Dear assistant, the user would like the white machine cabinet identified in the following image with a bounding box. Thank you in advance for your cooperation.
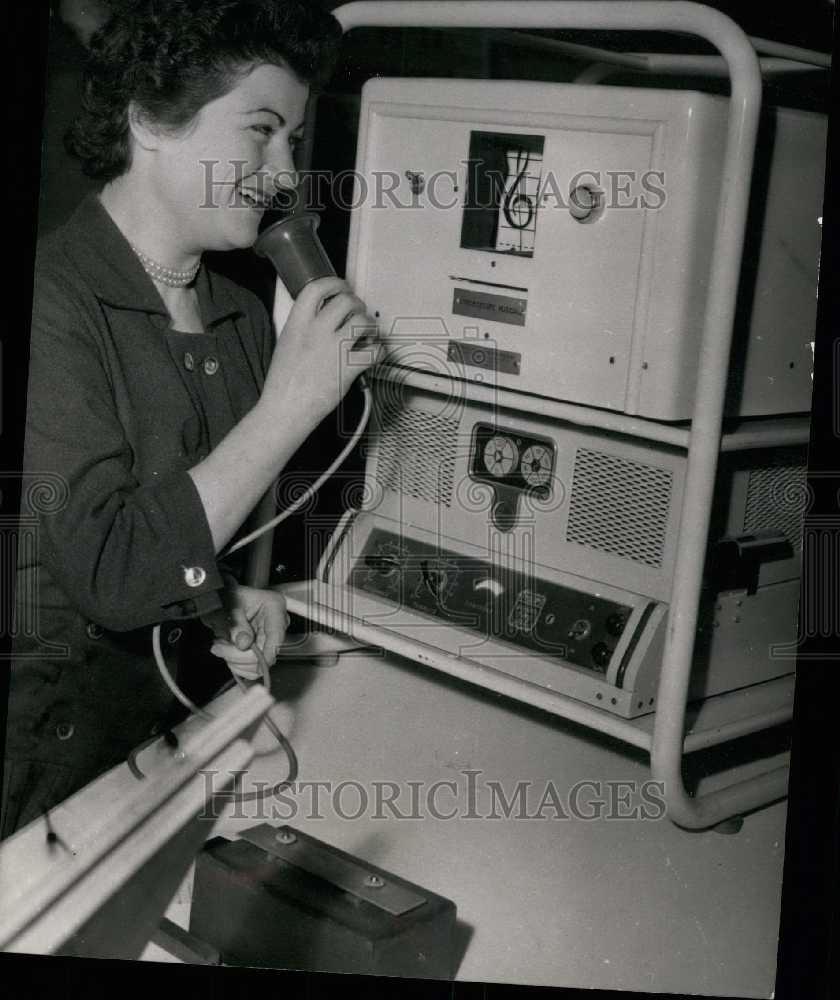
[274,1,829,831]
[348,78,825,420]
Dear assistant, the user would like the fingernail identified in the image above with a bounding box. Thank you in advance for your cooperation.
[233,630,252,650]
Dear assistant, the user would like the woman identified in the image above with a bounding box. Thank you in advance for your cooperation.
[2,0,376,836]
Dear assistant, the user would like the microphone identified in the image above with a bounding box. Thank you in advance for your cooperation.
[253,213,375,389]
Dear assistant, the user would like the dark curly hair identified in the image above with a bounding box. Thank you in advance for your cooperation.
[65,0,343,181]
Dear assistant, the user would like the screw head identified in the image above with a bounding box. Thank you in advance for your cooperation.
[276,830,297,845]
[364,874,385,889]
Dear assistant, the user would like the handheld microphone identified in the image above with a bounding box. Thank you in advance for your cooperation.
[253,212,374,388]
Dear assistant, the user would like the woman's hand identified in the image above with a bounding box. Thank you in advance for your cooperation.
[186,277,380,556]
[206,580,290,678]
[263,275,381,425]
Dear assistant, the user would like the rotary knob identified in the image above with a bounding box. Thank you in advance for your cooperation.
[591,642,613,671]
[364,542,403,579]
[605,613,626,637]
[567,618,592,641]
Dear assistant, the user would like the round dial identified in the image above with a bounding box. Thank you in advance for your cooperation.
[483,436,519,478]
[521,444,552,488]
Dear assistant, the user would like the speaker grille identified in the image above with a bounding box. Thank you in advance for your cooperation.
[567,449,672,567]
[743,461,808,553]
[375,407,459,507]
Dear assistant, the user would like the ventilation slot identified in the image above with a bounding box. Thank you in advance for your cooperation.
[743,462,808,554]
[375,407,459,507]
[567,449,673,567]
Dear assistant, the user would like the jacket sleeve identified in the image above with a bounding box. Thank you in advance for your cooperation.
[23,265,224,631]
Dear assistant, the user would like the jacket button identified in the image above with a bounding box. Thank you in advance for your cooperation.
[183,566,206,587]
[167,626,183,645]
[203,356,219,376]
[184,351,195,372]
[86,622,104,640]
[56,723,75,741]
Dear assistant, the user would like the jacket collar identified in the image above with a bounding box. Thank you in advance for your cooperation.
[58,194,243,328]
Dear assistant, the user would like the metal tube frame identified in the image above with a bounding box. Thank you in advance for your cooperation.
[575,55,823,81]
[330,2,796,828]
[448,27,828,76]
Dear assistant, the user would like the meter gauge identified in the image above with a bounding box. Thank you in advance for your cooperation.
[483,435,519,478]
[416,558,460,606]
[521,444,553,490]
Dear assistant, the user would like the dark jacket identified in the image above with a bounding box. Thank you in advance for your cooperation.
[2,194,274,835]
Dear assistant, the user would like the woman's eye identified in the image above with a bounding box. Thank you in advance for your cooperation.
[251,125,274,138]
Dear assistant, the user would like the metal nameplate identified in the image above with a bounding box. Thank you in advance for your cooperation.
[448,340,522,375]
[238,824,427,917]
[452,287,527,326]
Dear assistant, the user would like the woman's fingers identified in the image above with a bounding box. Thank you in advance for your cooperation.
[261,592,289,665]
[228,605,255,650]
[210,641,261,679]
[344,315,382,375]
[266,275,378,424]
[295,275,349,314]
[315,293,367,332]
[210,586,294,678]
[342,312,380,347]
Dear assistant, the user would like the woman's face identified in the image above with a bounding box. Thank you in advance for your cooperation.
[151,62,309,252]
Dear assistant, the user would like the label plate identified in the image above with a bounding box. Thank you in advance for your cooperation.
[452,287,527,326]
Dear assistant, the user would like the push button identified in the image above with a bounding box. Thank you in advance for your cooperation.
[86,622,104,640]
[183,566,206,587]
[184,351,195,372]
[55,723,75,741]
[203,356,219,376]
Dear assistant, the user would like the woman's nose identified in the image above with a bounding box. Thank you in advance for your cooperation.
[265,144,298,194]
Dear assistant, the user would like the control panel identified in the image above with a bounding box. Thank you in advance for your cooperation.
[350,528,638,677]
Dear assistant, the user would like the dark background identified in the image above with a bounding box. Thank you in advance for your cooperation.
[2,2,838,998]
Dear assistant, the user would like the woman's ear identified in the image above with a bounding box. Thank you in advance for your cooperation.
[127,101,161,152]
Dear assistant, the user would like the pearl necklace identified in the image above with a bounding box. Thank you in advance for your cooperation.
[130,243,201,287]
